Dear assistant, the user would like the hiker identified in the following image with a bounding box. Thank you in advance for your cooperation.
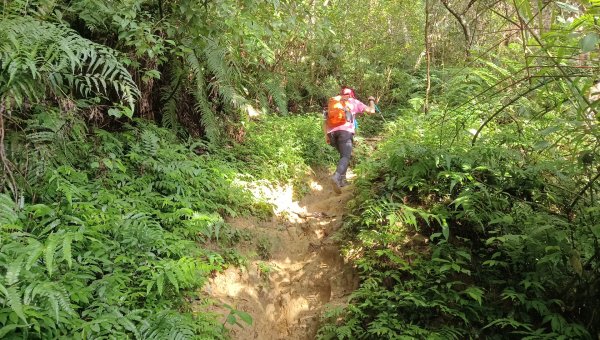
[324,86,376,193]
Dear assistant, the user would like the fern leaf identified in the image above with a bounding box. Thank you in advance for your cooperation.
[25,239,44,270]
[186,51,220,143]
[160,69,183,131]
[62,233,73,268]
[47,289,61,322]
[0,16,139,111]
[141,130,160,156]
[117,310,142,339]
[0,284,28,324]
[156,273,165,296]
[5,256,24,286]
[165,269,179,293]
[0,193,19,225]
[44,233,59,277]
[0,324,25,338]
[54,285,77,317]
[264,78,288,115]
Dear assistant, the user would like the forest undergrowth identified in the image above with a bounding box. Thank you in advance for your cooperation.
[2,73,600,339]
[318,72,600,339]
[0,108,340,338]
[2,0,600,339]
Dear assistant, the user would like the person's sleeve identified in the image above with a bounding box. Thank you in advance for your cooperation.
[353,99,367,113]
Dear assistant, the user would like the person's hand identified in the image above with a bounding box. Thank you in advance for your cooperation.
[326,135,331,144]
[367,96,376,114]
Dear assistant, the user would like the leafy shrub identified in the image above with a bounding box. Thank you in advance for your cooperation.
[0,112,259,338]
[230,114,337,183]
[319,100,599,339]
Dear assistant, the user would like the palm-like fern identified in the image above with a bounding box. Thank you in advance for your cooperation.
[203,39,248,111]
[160,65,185,135]
[0,16,139,111]
[186,51,221,143]
[263,77,288,115]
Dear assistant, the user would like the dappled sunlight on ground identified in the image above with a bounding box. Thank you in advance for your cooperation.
[199,169,359,339]
[309,180,324,192]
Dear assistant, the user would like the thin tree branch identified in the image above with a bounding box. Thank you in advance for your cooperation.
[471,79,553,145]
[512,7,600,118]
[440,0,472,56]
[569,169,600,211]
[464,0,477,14]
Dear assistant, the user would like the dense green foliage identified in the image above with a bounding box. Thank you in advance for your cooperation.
[0,101,339,337]
[320,111,598,338]
[231,115,337,182]
[2,0,600,339]
[0,111,252,338]
[317,2,600,334]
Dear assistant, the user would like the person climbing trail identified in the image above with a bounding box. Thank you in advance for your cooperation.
[323,86,376,194]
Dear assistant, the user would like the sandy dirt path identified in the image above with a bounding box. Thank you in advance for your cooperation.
[204,169,359,339]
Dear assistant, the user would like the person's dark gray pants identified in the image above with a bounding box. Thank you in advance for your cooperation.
[328,130,354,179]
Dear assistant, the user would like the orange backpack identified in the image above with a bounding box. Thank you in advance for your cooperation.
[327,95,350,128]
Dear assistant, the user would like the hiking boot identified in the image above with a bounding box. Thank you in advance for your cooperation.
[330,173,342,194]
[340,175,348,187]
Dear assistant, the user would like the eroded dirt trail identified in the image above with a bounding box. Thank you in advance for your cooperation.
[205,169,359,339]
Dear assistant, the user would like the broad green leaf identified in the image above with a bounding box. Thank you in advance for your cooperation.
[442,224,449,240]
[108,107,123,118]
[580,32,599,53]
[0,324,25,337]
[233,310,253,325]
[463,286,484,305]
[556,1,580,13]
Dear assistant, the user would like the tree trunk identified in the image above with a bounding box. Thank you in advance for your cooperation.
[440,0,473,58]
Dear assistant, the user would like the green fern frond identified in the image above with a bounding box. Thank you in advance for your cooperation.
[44,233,60,277]
[141,130,160,157]
[26,130,57,144]
[119,310,142,339]
[264,78,288,115]
[26,281,77,322]
[25,239,44,270]
[203,39,239,91]
[0,194,19,225]
[140,310,198,340]
[0,284,28,324]
[0,16,139,111]
[202,39,250,114]
[160,67,184,133]
[5,255,25,286]
[94,128,125,156]
[121,213,167,252]
[186,51,221,143]
[62,233,73,269]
